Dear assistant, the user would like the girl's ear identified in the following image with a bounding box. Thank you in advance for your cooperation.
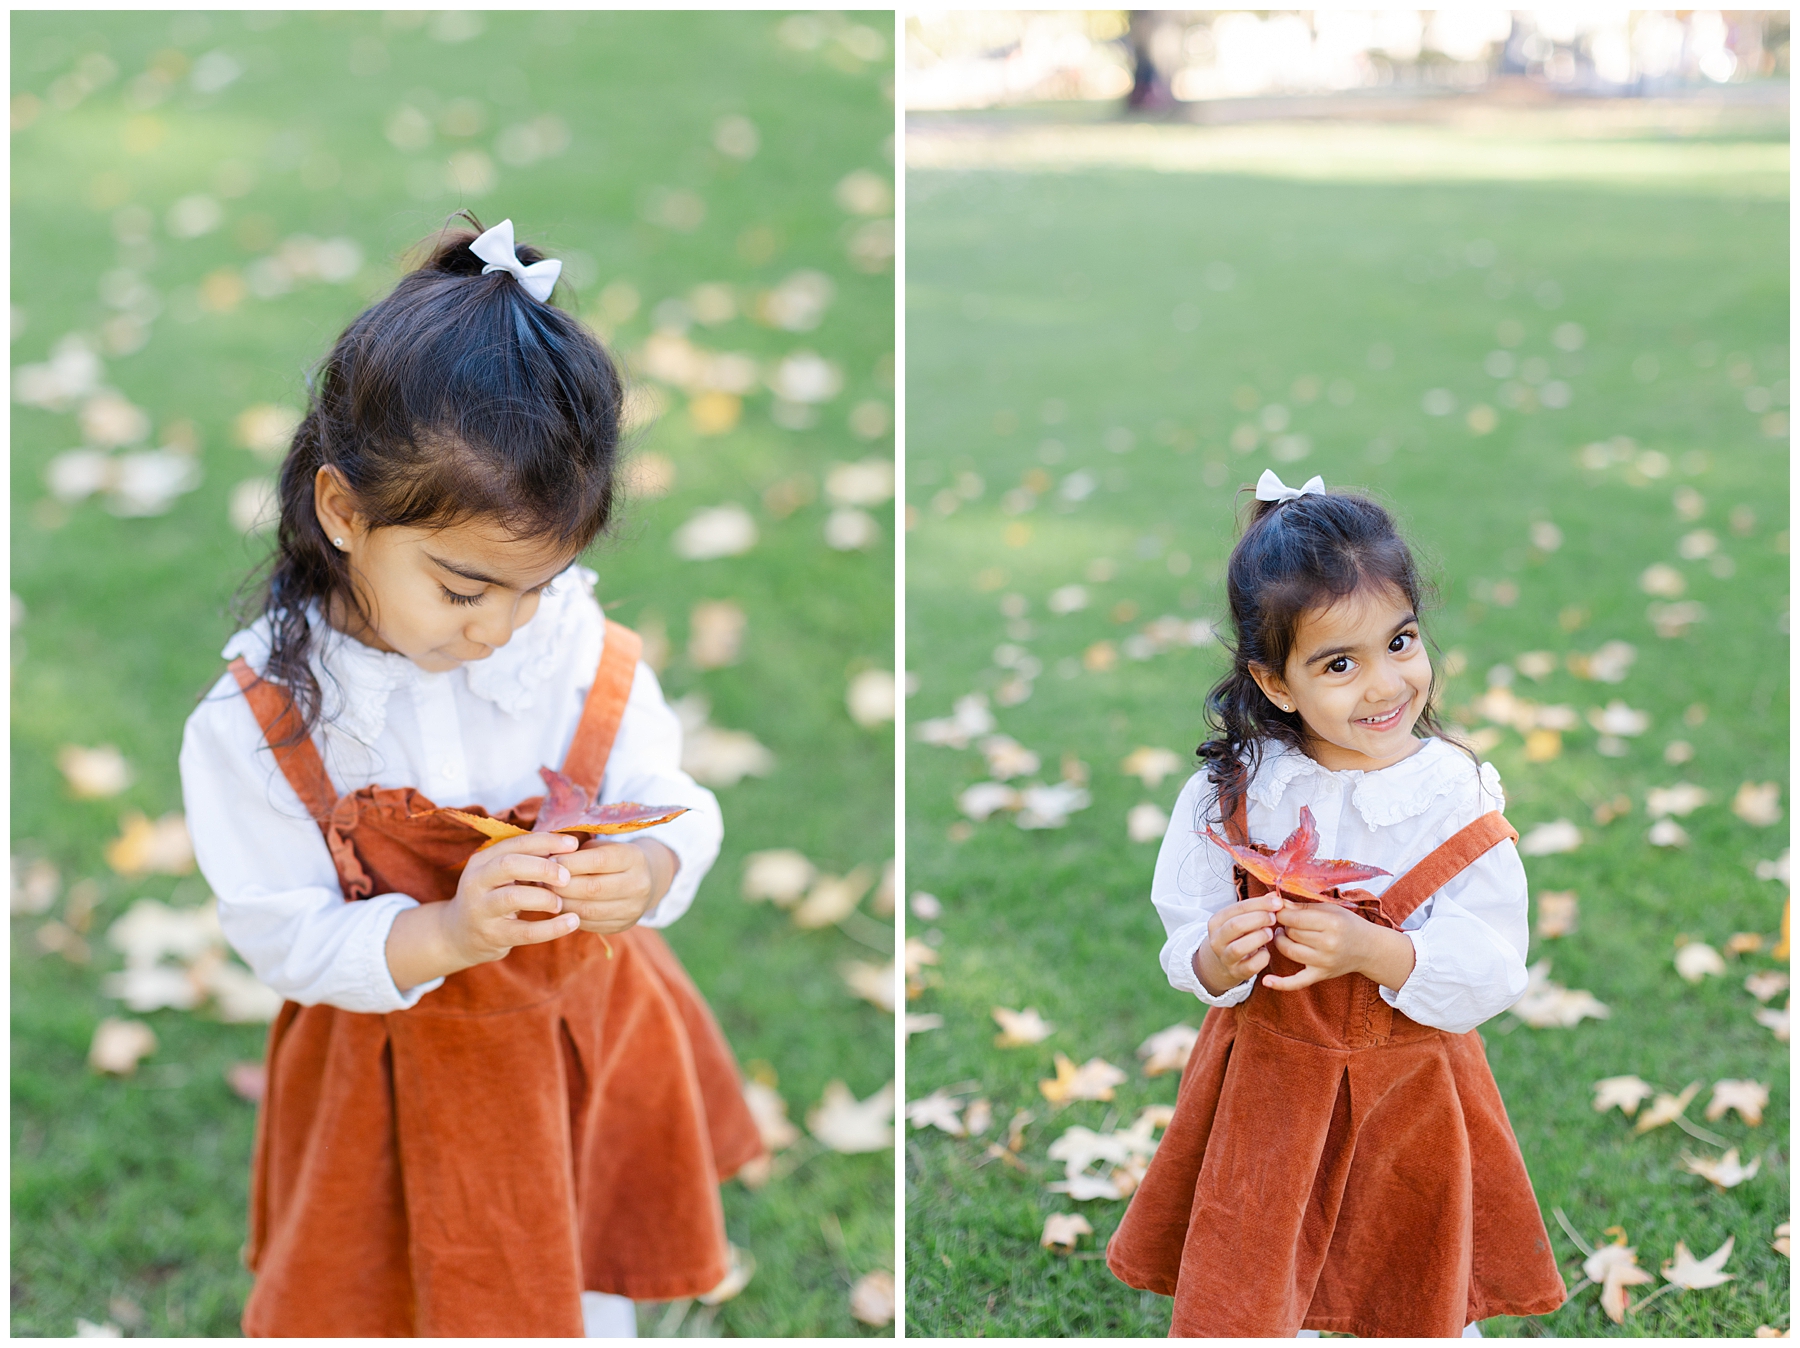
[313,466,361,549]
[1247,662,1292,713]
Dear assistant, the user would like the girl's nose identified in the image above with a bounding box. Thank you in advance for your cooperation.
[464,607,517,651]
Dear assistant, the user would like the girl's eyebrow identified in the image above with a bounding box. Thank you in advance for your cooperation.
[1303,612,1419,667]
[425,552,556,591]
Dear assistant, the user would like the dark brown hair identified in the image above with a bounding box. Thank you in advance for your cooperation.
[239,211,623,741]
[1198,486,1464,820]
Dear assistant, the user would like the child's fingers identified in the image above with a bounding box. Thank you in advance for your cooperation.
[1222,926,1274,963]
[487,883,565,917]
[1261,963,1329,992]
[478,850,573,892]
[559,841,644,876]
[498,910,582,946]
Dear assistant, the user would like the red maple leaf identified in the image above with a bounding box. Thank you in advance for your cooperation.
[532,767,688,836]
[1201,805,1390,902]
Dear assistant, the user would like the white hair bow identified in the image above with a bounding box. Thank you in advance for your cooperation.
[1255,468,1326,503]
[469,218,562,302]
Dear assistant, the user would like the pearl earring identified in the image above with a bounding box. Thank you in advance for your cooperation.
[334,537,345,548]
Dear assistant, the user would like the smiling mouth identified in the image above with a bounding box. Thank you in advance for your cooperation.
[1356,704,1408,730]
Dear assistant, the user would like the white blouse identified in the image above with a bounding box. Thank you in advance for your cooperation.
[179,565,723,1016]
[1152,737,1530,1036]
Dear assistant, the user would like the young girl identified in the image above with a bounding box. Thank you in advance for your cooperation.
[1107,471,1568,1338]
[179,215,764,1338]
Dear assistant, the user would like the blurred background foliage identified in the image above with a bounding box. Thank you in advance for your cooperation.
[12,9,894,1338]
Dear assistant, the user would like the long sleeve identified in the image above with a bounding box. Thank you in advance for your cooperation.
[1377,839,1530,1035]
[179,677,445,1013]
[1152,771,1257,1007]
[598,659,723,929]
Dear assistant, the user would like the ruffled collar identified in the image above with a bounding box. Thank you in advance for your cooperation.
[221,563,597,746]
[1246,737,1494,826]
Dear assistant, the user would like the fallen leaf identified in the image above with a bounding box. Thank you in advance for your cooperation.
[824,457,895,507]
[106,897,223,968]
[104,811,194,876]
[198,959,282,1022]
[88,1017,157,1075]
[1753,1004,1788,1041]
[1754,850,1791,884]
[1584,1239,1656,1323]
[963,1097,993,1136]
[1511,959,1610,1027]
[741,849,815,906]
[1519,819,1583,856]
[57,744,132,798]
[910,890,942,920]
[806,1080,893,1153]
[99,964,203,1012]
[743,1079,801,1152]
[74,1318,122,1338]
[234,403,303,458]
[1127,802,1169,843]
[1640,563,1686,597]
[1774,1222,1790,1258]
[841,959,894,1012]
[904,1013,943,1037]
[1635,1081,1702,1133]
[1777,900,1791,960]
[698,1244,755,1305]
[1681,1147,1761,1188]
[1201,805,1390,902]
[1745,971,1788,1002]
[847,669,896,727]
[1648,819,1690,848]
[1537,891,1579,938]
[848,1269,894,1328]
[1734,781,1783,827]
[907,1088,965,1135]
[1138,1023,1200,1076]
[687,599,746,669]
[672,503,757,560]
[915,693,995,749]
[1587,701,1650,737]
[979,734,1040,780]
[1648,783,1710,817]
[824,507,880,551]
[792,865,874,929]
[1705,1079,1768,1126]
[958,781,1021,821]
[1041,1212,1094,1254]
[1755,1327,1787,1338]
[680,720,776,788]
[1661,1235,1734,1290]
[1592,1075,1656,1118]
[1120,746,1184,788]
[992,1005,1054,1047]
[10,856,60,916]
[1674,941,1725,982]
[903,937,939,978]
[225,1061,266,1102]
[229,477,279,533]
[1039,1053,1127,1104]
[871,858,895,916]
[1522,728,1562,762]
[1725,932,1765,955]
[1016,780,1092,830]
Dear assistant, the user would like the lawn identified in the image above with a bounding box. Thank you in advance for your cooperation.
[12,11,894,1338]
[903,104,1788,1337]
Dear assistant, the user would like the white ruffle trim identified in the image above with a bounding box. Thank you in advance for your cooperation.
[1244,738,1503,827]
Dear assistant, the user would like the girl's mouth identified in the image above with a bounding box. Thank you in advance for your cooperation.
[1355,704,1407,731]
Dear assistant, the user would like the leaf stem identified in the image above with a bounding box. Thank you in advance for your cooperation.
[1671,1114,1730,1147]
[1552,1206,1596,1258]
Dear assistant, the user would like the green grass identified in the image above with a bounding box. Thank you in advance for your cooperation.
[12,11,894,1338]
[903,114,1788,1337]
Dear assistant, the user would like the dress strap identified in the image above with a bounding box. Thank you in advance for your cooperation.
[229,657,340,827]
[1225,789,1250,846]
[1377,811,1519,928]
[559,620,643,796]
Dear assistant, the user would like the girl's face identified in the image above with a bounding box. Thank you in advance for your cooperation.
[1250,584,1432,773]
[316,468,575,672]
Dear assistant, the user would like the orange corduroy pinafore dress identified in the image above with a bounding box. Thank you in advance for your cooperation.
[227,621,765,1337]
[1107,788,1568,1337]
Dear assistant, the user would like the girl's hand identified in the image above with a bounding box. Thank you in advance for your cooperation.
[550,837,678,936]
[1193,894,1283,996]
[1263,900,1416,993]
[386,833,582,992]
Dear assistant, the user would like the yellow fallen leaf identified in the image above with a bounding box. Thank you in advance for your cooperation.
[1674,941,1726,982]
[1584,1239,1655,1324]
[1119,746,1184,788]
[848,1270,894,1327]
[104,812,194,876]
[841,960,895,1013]
[1523,728,1562,762]
[742,1078,801,1153]
[57,744,132,798]
[1041,1212,1094,1253]
[1137,1023,1200,1076]
[1635,1081,1701,1133]
[906,1088,965,1135]
[1733,781,1783,827]
[1681,1147,1761,1188]
[1661,1236,1734,1290]
[1726,932,1766,955]
[1039,1053,1127,1104]
[687,599,746,669]
[993,1005,1054,1047]
[1773,1221,1790,1258]
[1705,1079,1768,1126]
[740,848,815,906]
[1536,891,1579,939]
[1745,971,1789,1002]
[88,1017,156,1075]
[806,1080,893,1153]
[1754,1005,1789,1041]
[1592,1075,1656,1118]
[791,865,874,929]
[698,1244,754,1304]
[963,1097,993,1136]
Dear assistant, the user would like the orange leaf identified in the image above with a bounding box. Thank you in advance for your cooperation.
[439,768,689,850]
[1201,805,1390,902]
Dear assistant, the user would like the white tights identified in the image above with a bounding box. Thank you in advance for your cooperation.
[1297,1325,1481,1338]
[581,1291,637,1338]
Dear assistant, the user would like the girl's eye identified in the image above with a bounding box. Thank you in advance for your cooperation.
[1391,630,1417,653]
[440,585,484,607]
[1326,656,1351,674]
